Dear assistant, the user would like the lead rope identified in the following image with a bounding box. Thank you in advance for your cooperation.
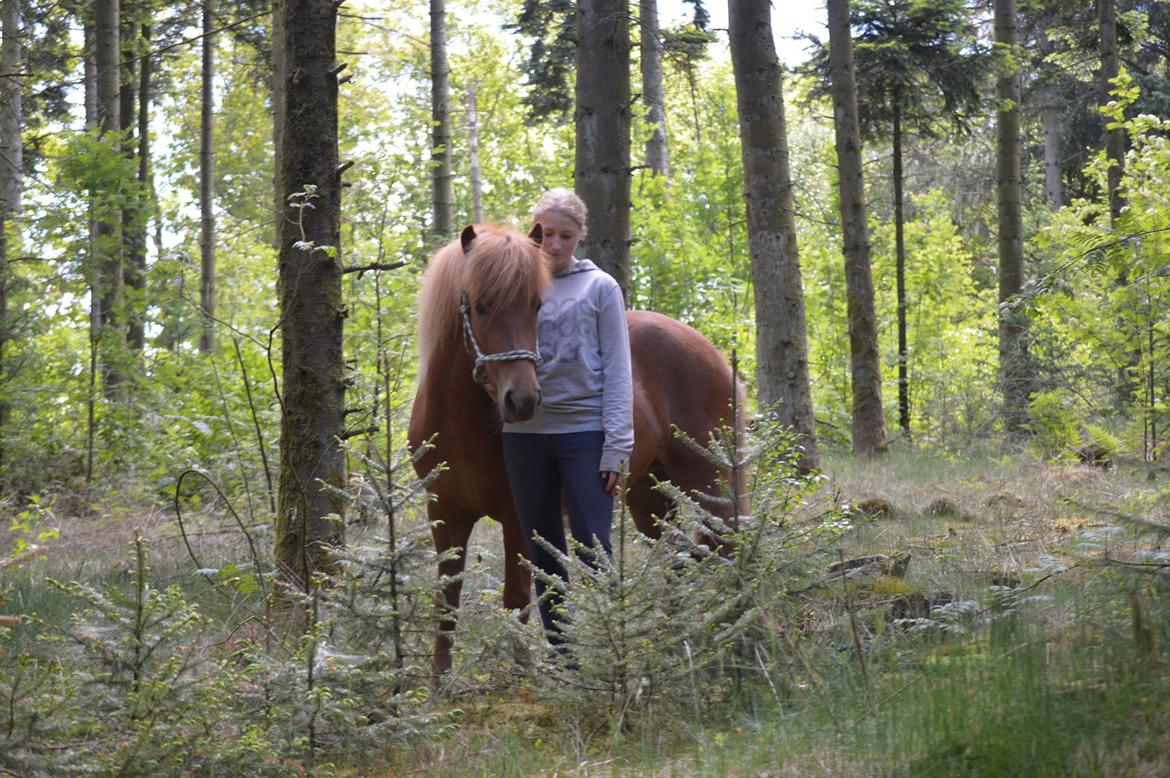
[459,292,542,386]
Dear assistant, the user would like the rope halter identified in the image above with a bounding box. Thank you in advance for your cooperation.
[459,291,542,387]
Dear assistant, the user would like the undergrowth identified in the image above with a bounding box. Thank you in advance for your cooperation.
[2,441,1169,776]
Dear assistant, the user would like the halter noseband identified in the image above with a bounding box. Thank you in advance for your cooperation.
[459,291,542,387]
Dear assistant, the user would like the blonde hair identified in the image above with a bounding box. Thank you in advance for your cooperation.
[532,187,588,234]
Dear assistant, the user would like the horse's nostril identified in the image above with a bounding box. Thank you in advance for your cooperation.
[503,389,538,421]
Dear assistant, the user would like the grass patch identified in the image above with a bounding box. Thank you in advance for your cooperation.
[3,448,1168,775]
[377,448,1170,776]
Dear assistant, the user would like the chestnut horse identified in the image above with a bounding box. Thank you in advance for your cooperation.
[409,224,743,675]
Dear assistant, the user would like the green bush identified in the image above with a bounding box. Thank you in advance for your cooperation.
[1027,390,1082,461]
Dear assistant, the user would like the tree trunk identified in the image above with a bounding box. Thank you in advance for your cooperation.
[95,0,125,399]
[892,102,909,438]
[1098,0,1137,409]
[468,83,483,223]
[84,21,100,473]
[84,23,97,128]
[994,0,1031,434]
[271,0,284,248]
[728,0,818,469]
[576,0,631,296]
[118,4,142,357]
[430,0,452,240]
[1098,0,1125,227]
[126,20,149,354]
[639,0,668,176]
[274,0,347,587]
[0,0,19,227]
[1040,87,1063,209]
[827,0,887,455]
[1036,20,1063,210]
[200,0,216,354]
[118,10,136,157]
[0,0,22,470]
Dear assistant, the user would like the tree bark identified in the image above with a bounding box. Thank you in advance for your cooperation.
[728,0,818,469]
[95,0,125,399]
[468,82,483,223]
[200,0,216,354]
[1035,22,1064,210]
[0,0,19,220]
[274,0,347,586]
[271,0,284,249]
[1098,0,1137,410]
[430,0,452,240]
[994,0,1031,434]
[83,22,100,479]
[84,23,97,128]
[827,0,887,455]
[576,0,631,297]
[1040,86,1063,209]
[1098,0,1125,227]
[118,15,135,153]
[125,19,149,354]
[892,101,909,437]
[132,24,151,348]
[639,0,668,176]
[119,3,141,356]
[0,0,22,470]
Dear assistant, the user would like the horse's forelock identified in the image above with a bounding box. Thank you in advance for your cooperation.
[417,226,550,373]
[465,228,549,313]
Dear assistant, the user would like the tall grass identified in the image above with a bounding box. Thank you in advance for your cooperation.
[3,446,1168,776]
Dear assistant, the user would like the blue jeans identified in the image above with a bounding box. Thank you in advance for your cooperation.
[502,430,614,640]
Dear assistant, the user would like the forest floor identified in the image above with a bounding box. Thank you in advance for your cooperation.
[383,447,1170,777]
[4,447,1169,776]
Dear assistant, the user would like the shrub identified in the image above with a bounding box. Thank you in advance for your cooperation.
[1027,390,1082,461]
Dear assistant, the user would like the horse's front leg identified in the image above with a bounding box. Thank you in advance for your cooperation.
[430,502,476,679]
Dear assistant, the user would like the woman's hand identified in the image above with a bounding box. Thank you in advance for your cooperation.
[601,470,622,496]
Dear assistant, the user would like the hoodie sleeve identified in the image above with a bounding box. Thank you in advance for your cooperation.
[597,283,634,472]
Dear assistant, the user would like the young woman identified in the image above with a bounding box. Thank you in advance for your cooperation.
[501,187,634,642]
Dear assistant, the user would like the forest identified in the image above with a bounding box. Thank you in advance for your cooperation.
[1,0,1170,774]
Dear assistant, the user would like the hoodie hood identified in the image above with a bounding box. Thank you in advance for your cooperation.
[555,258,601,278]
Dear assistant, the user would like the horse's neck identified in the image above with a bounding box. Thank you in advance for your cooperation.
[423,341,492,411]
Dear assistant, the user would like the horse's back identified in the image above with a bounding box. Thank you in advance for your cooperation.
[627,311,737,471]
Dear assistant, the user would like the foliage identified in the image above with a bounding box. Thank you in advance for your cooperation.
[0,439,453,774]
[506,0,576,121]
[1026,389,1081,461]
[4,535,279,775]
[508,420,850,732]
[801,0,989,142]
[869,190,1000,443]
[8,0,1170,771]
[1029,78,1170,456]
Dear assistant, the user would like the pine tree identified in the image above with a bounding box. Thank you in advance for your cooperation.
[576,0,632,295]
[728,0,818,468]
[826,0,887,454]
[994,0,1032,434]
[274,0,347,586]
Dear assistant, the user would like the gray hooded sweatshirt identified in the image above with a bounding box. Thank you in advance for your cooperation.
[502,259,634,472]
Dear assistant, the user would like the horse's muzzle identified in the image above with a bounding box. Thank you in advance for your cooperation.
[503,388,541,423]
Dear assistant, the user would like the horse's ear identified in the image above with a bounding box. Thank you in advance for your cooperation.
[460,225,477,254]
[528,222,543,246]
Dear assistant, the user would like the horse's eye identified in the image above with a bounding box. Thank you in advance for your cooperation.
[535,301,543,312]
[474,301,488,316]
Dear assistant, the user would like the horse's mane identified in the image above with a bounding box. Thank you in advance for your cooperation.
[417,224,550,378]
